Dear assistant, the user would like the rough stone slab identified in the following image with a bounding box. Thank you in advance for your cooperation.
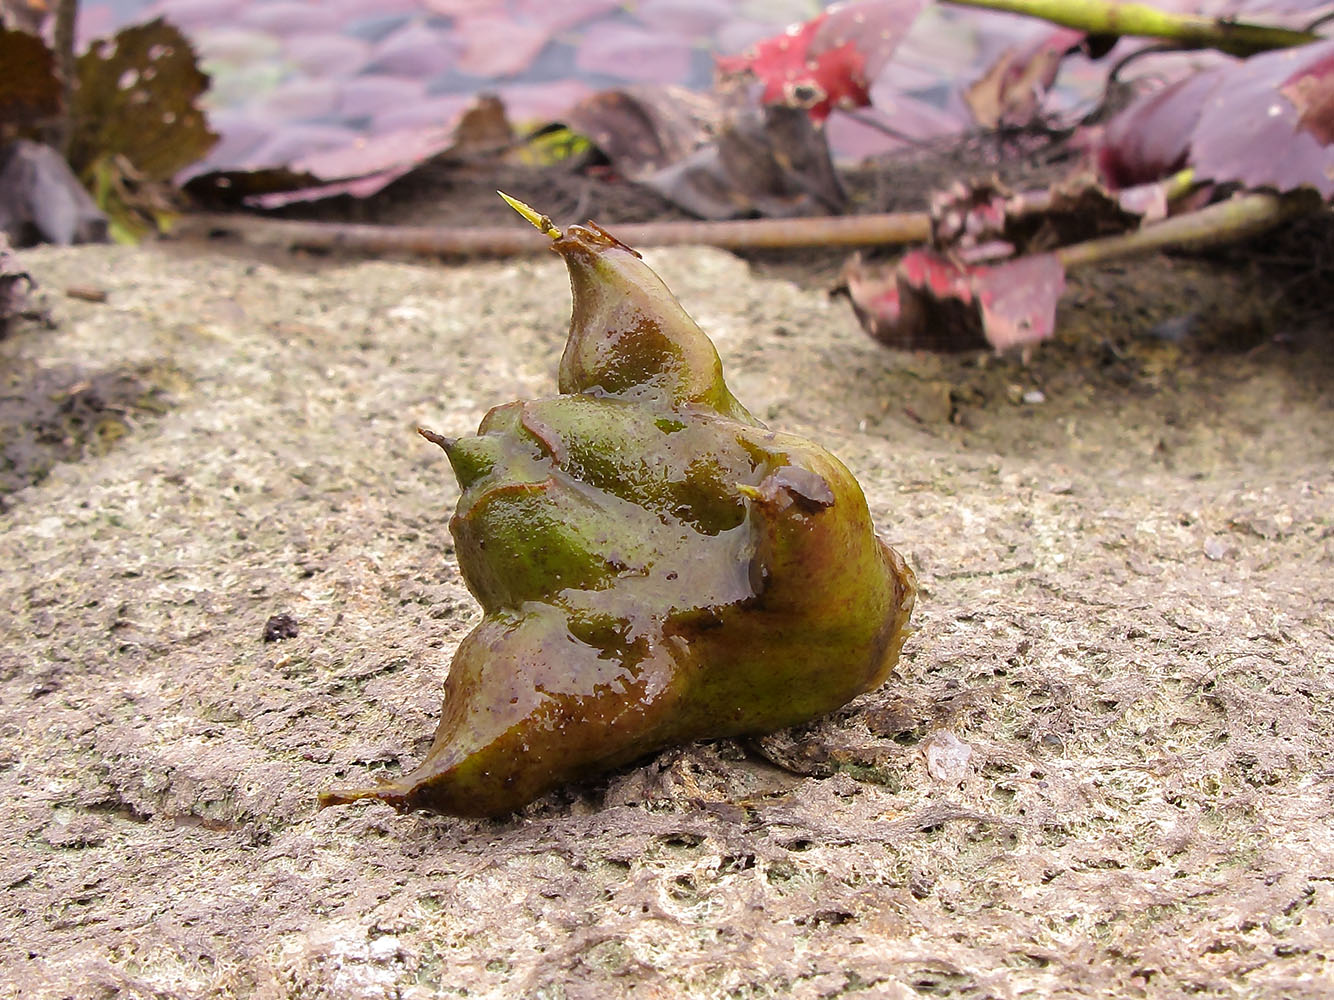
[1,243,1331,999]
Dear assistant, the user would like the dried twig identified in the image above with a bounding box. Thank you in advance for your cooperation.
[173,212,935,256]
[176,184,1315,266]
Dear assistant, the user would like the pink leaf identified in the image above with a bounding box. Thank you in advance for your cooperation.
[454,16,552,78]
[187,95,513,206]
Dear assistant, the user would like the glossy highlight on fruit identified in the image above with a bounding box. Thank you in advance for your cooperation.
[319,194,917,817]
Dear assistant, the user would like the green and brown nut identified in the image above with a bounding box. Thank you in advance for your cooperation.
[320,197,917,817]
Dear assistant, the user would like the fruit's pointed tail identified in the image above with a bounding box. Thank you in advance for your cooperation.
[499,191,561,239]
[317,781,412,811]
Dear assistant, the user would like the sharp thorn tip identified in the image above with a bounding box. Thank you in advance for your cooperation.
[417,426,455,451]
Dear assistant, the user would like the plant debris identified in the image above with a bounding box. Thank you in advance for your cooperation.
[0,25,60,132]
[0,232,33,334]
[0,139,107,246]
[262,613,299,643]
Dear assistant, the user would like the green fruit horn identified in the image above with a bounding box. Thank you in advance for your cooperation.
[319,194,916,817]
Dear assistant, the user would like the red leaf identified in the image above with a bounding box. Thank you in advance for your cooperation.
[842,249,1063,352]
[716,0,925,123]
[972,255,1065,351]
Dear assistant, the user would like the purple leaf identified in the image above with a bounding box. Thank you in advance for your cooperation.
[227,122,361,172]
[1191,40,1334,197]
[248,166,415,209]
[189,95,512,206]
[634,0,728,35]
[1281,45,1334,145]
[143,0,249,32]
[371,94,473,134]
[1094,66,1221,189]
[494,79,594,124]
[282,34,372,77]
[512,0,624,33]
[1096,39,1334,198]
[284,123,460,182]
[239,2,347,35]
[336,75,428,120]
[255,77,341,121]
[366,20,462,78]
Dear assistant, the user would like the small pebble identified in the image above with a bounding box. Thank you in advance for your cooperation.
[263,613,299,642]
[925,730,973,782]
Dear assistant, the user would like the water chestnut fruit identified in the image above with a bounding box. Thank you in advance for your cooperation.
[319,195,916,817]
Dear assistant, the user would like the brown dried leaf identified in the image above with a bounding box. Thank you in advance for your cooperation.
[965,28,1085,129]
[932,175,1145,262]
[562,85,721,177]
[69,18,217,182]
[0,26,59,134]
[643,103,846,219]
[1010,175,1144,251]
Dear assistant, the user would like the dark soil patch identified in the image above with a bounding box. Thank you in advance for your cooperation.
[0,360,185,501]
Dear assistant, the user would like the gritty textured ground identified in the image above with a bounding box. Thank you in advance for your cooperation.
[1,240,1331,999]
